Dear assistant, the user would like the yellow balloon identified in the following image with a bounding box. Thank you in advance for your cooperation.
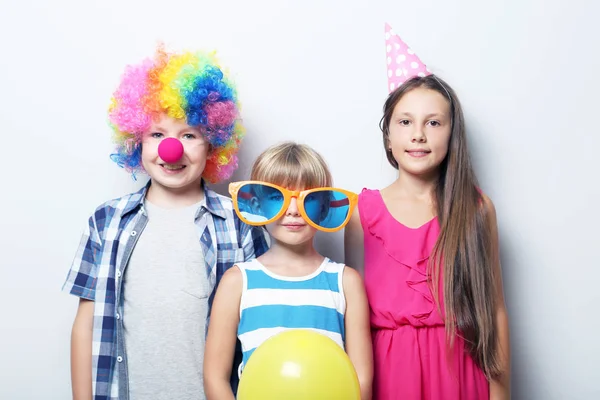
[237,329,361,400]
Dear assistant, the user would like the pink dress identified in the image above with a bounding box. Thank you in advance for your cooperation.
[359,189,489,400]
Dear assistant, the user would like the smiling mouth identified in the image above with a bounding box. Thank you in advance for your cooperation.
[281,222,307,230]
[161,164,186,171]
[406,150,431,157]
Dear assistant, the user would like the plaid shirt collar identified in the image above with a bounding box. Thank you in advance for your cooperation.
[122,179,228,220]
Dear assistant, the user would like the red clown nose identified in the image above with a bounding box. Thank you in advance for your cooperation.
[158,138,184,163]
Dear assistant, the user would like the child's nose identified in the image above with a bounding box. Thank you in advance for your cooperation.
[411,127,427,143]
[158,137,184,163]
[286,197,300,216]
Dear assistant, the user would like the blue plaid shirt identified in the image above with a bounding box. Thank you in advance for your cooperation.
[62,182,269,400]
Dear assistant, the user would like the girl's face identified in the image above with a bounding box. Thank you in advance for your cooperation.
[387,88,452,178]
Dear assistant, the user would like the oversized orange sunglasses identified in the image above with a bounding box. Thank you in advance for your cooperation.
[228,181,358,232]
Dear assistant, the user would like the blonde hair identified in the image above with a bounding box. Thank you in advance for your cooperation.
[251,142,332,189]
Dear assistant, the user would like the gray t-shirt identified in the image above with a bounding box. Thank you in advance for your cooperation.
[123,199,209,399]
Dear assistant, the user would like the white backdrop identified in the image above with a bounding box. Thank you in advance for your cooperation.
[1,0,598,398]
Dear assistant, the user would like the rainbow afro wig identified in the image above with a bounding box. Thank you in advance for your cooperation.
[108,45,244,183]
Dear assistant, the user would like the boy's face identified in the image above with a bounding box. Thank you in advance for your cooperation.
[141,114,209,193]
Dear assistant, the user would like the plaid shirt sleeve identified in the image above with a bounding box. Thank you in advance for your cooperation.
[241,223,270,261]
[62,214,102,300]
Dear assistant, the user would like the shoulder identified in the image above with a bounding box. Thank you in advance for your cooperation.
[205,187,268,242]
[349,187,386,231]
[358,187,379,201]
[348,188,378,224]
[205,186,234,210]
[88,187,145,227]
[478,190,498,224]
[95,191,142,211]
[340,265,367,306]
[474,190,499,239]
[204,186,248,228]
[203,186,244,229]
[342,265,364,289]
[204,186,238,221]
[212,265,244,312]
[357,187,384,213]
[480,191,496,212]
[220,264,244,289]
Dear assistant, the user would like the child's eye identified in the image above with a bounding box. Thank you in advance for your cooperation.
[151,132,163,138]
[428,120,441,127]
[182,133,196,140]
[398,119,410,126]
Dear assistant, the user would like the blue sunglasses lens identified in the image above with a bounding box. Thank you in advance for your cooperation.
[236,183,285,224]
[304,190,350,229]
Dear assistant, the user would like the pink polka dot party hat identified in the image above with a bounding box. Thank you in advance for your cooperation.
[385,23,431,92]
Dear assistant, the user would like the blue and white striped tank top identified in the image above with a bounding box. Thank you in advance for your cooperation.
[236,257,346,374]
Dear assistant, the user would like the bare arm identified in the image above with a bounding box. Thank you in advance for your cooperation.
[344,205,365,277]
[483,195,511,400]
[343,267,373,400]
[71,298,94,400]
[204,267,243,400]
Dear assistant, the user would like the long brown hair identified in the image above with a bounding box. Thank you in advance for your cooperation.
[379,75,501,379]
